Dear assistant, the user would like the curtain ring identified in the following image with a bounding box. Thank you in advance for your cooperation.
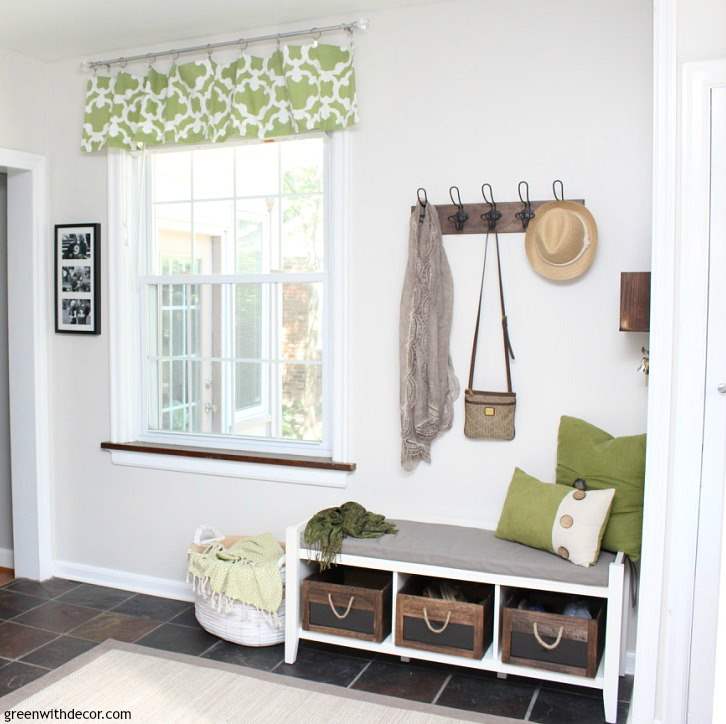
[311,28,322,48]
[119,58,128,70]
[552,179,565,201]
[239,38,248,55]
[171,52,180,66]
[206,44,214,61]
[146,53,156,71]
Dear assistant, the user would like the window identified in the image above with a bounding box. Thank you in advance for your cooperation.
[136,136,340,459]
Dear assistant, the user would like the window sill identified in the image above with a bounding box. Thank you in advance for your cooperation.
[100,441,355,488]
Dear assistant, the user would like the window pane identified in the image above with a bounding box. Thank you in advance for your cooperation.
[282,363,322,442]
[236,198,278,273]
[153,151,191,202]
[234,284,265,360]
[281,283,322,361]
[281,138,323,193]
[155,203,192,274]
[236,143,278,197]
[193,147,234,200]
[194,200,235,274]
[281,194,324,272]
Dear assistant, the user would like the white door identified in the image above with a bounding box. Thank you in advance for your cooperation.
[692,85,726,723]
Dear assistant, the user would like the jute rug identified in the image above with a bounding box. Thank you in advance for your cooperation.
[0,641,518,723]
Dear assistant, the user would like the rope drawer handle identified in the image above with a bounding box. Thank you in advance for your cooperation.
[423,608,452,634]
[532,623,564,651]
[327,593,355,620]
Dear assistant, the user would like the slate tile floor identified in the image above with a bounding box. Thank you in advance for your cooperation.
[0,577,633,723]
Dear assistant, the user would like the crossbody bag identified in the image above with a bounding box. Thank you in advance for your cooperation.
[464,230,516,440]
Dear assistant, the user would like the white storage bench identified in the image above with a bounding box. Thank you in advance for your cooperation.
[285,519,630,723]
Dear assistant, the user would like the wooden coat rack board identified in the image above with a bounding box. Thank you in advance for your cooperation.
[410,199,586,235]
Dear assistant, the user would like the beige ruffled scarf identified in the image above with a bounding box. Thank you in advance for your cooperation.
[400,201,460,470]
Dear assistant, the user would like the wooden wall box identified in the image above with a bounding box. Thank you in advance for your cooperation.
[620,272,651,332]
[501,593,605,678]
[396,578,494,659]
[302,567,392,642]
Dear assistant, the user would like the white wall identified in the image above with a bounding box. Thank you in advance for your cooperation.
[0,50,49,155]
[45,0,652,584]
[0,173,11,555]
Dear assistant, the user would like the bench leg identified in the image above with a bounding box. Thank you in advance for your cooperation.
[603,685,618,724]
[603,557,626,723]
[285,526,301,664]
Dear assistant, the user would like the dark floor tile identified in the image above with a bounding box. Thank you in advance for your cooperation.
[70,612,160,643]
[0,591,46,620]
[56,584,134,611]
[21,636,97,669]
[112,594,191,622]
[541,674,634,704]
[0,622,56,659]
[13,601,100,634]
[303,639,376,660]
[203,640,284,671]
[277,644,369,687]
[436,672,537,718]
[168,607,199,628]
[352,658,448,703]
[0,662,48,696]
[530,688,630,724]
[136,623,219,656]
[5,578,80,600]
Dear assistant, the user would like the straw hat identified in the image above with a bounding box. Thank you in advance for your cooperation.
[524,201,598,281]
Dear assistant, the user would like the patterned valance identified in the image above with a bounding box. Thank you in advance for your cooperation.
[81,44,357,152]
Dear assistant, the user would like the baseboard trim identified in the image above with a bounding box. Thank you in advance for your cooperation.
[624,650,635,676]
[53,560,193,602]
[0,547,14,569]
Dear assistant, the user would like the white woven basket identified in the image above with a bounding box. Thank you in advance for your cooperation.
[191,526,286,647]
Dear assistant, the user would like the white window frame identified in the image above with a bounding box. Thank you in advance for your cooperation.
[107,132,352,486]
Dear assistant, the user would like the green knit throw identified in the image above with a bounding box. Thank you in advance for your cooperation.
[304,502,397,570]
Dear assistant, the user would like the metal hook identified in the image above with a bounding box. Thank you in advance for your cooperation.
[552,179,565,201]
[480,183,502,231]
[171,52,180,66]
[206,44,214,61]
[239,38,248,55]
[416,187,428,223]
[515,180,535,230]
[311,28,322,48]
[146,53,156,71]
[447,186,469,232]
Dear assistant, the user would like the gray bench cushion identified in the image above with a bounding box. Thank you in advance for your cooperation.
[303,520,615,588]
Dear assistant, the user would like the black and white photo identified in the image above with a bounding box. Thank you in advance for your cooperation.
[55,223,100,334]
[61,298,93,326]
[61,265,91,292]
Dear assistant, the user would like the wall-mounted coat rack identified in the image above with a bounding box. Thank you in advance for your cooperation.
[411,180,585,235]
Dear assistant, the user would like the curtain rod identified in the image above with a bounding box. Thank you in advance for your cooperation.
[85,18,368,70]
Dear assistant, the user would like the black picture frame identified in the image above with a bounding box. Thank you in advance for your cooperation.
[54,223,101,335]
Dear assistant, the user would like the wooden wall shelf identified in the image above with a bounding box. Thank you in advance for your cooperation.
[410,200,585,235]
[619,272,651,332]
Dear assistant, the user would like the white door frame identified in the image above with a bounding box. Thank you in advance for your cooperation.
[632,17,726,722]
[0,148,52,580]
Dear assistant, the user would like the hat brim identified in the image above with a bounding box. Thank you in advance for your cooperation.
[525,201,598,281]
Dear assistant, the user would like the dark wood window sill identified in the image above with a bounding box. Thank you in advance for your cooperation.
[100,441,356,472]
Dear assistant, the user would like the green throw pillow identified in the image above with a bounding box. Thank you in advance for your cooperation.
[496,468,614,567]
[556,416,646,560]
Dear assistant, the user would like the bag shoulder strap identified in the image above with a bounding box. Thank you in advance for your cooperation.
[467,231,515,392]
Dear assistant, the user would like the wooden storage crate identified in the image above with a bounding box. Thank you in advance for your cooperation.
[302,567,392,642]
[396,578,494,659]
[501,591,605,677]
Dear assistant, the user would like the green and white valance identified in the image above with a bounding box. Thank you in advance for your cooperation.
[81,44,357,152]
